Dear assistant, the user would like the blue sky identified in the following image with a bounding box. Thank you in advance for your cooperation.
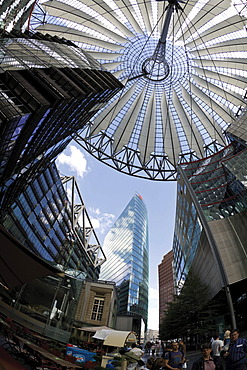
[56,142,177,330]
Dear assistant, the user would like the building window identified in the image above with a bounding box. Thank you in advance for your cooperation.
[91,297,104,321]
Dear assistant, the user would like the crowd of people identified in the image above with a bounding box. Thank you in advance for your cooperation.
[125,329,247,370]
[191,329,247,370]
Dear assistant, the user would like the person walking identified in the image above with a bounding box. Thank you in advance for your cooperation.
[192,343,223,370]
[156,341,161,356]
[129,343,144,359]
[179,341,186,356]
[151,343,156,357]
[212,334,224,358]
[145,342,152,355]
[164,341,185,370]
[125,344,145,370]
[223,329,247,370]
[224,331,231,347]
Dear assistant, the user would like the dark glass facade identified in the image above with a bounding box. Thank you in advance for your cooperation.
[99,194,149,326]
[0,30,123,215]
[2,162,104,279]
[0,161,106,340]
[0,27,121,335]
[172,121,247,329]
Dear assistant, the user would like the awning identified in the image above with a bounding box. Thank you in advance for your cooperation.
[93,330,136,347]
[0,225,64,290]
[93,329,113,340]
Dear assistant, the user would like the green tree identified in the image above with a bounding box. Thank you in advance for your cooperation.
[159,272,220,342]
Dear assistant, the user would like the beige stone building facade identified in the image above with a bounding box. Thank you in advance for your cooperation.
[74,280,117,330]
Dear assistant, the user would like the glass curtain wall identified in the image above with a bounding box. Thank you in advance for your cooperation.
[100,194,149,326]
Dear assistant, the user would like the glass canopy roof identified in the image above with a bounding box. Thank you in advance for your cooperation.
[32,0,247,180]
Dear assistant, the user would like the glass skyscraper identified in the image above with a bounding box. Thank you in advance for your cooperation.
[100,194,149,329]
[172,110,247,330]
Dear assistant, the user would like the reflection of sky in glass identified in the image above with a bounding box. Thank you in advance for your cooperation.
[100,194,148,316]
[173,180,203,290]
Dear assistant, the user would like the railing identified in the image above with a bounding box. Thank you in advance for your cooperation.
[0,299,71,343]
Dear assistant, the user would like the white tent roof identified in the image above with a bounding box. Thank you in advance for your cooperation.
[92,329,136,347]
[93,329,113,340]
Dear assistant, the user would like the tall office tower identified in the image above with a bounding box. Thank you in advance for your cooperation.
[0,30,123,216]
[172,109,247,330]
[100,194,149,334]
[158,250,174,326]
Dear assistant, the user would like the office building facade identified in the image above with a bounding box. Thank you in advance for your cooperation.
[0,25,122,339]
[0,162,107,340]
[172,110,247,330]
[158,250,174,326]
[0,29,123,216]
[74,279,117,331]
[100,194,149,335]
[2,162,105,278]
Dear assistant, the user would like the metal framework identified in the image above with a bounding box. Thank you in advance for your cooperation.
[28,0,247,180]
[61,175,106,269]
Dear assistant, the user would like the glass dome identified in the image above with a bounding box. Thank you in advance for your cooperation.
[33,0,247,180]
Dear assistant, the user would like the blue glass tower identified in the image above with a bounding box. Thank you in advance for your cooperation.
[100,194,149,328]
[172,121,247,329]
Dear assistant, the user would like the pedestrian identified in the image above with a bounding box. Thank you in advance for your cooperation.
[212,334,224,358]
[125,343,145,370]
[161,342,166,358]
[162,343,172,359]
[222,329,247,370]
[179,341,187,356]
[145,341,152,355]
[156,341,161,356]
[224,331,231,347]
[147,357,166,370]
[192,343,223,370]
[129,343,144,359]
[151,343,156,356]
[164,341,185,370]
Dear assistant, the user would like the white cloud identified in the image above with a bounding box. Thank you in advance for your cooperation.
[148,287,159,330]
[91,218,100,229]
[89,207,115,235]
[56,145,87,178]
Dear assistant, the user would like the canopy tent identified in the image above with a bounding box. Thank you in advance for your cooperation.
[92,329,113,341]
[92,329,137,347]
[0,225,64,290]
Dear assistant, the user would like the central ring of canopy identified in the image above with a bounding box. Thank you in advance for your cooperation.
[33,0,247,180]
